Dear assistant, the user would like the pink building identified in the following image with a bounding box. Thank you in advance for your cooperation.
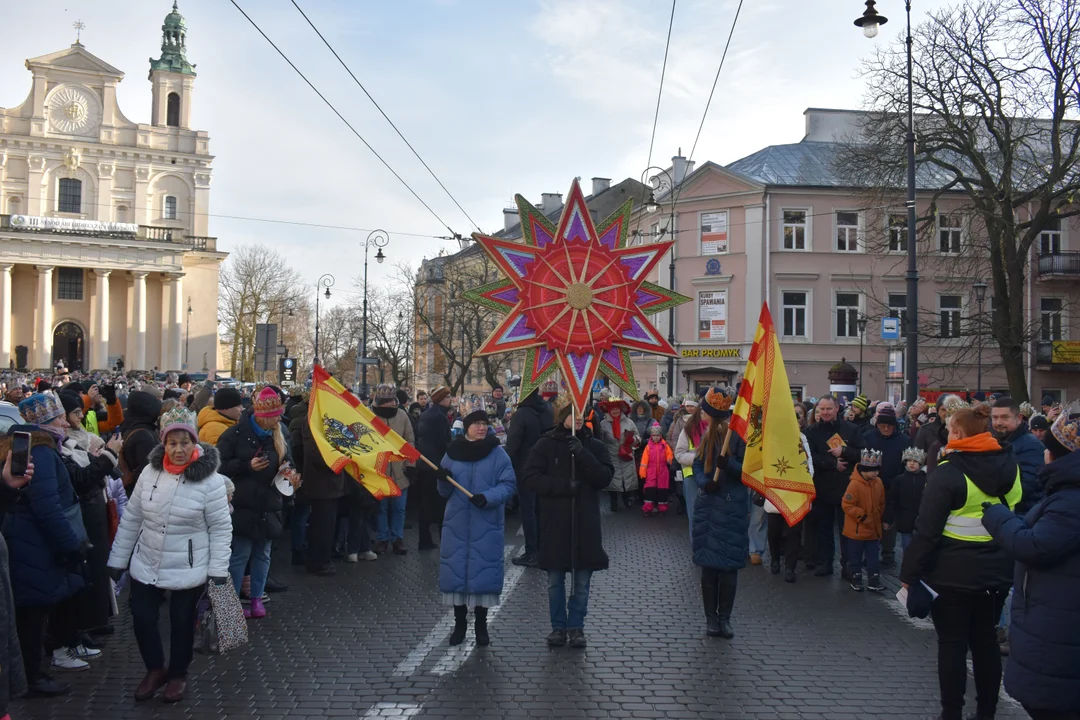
[626,108,1080,404]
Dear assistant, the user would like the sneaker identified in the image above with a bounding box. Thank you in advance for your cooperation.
[867,575,885,592]
[358,550,378,561]
[567,629,587,649]
[749,553,763,565]
[769,559,781,575]
[73,644,102,660]
[849,573,865,592]
[546,629,567,647]
[345,553,359,563]
[784,569,797,583]
[51,647,90,671]
[511,552,538,568]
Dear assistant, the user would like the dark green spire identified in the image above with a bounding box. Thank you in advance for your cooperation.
[149,1,196,76]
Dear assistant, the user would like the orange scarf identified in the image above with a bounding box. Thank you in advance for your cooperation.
[163,445,201,476]
[944,432,1001,454]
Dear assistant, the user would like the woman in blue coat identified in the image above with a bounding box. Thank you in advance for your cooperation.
[438,406,516,647]
[981,412,1080,720]
[691,388,748,639]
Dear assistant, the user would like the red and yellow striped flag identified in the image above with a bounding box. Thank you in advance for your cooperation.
[731,303,816,525]
[307,365,418,499]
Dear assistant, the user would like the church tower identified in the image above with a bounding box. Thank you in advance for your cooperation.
[149,1,196,129]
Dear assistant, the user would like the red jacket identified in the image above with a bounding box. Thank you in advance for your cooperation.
[639,438,674,488]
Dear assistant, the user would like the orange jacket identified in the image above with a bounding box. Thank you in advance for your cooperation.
[82,394,124,433]
[841,470,886,541]
[638,439,674,479]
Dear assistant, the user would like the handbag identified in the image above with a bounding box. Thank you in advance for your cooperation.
[194,580,248,655]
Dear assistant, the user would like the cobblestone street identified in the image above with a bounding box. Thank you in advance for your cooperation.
[12,508,1029,720]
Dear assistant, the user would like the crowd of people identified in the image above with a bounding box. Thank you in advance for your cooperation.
[0,364,1077,720]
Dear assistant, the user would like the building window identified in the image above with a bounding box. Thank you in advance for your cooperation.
[6,197,21,214]
[167,92,181,127]
[939,295,962,338]
[888,293,908,338]
[58,178,82,214]
[888,213,907,252]
[1041,388,1064,405]
[782,291,807,338]
[835,292,861,338]
[836,211,859,252]
[1041,297,1064,341]
[57,267,83,300]
[116,205,129,223]
[164,195,178,220]
[1040,218,1062,255]
[939,214,962,254]
[782,210,807,250]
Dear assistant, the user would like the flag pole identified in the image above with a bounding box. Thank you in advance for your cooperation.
[418,454,474,498]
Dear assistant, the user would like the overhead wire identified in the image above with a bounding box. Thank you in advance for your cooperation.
[289,0,482,234]
[227,0,458,237]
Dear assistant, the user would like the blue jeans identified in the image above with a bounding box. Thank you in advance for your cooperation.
[377,487,409,542]
[519,490,538,555]
[749,501,768,555]
[547,569,593,631]
[846,538,881,576]
[684,479,697,546]
[229,535,272,599]
[291,502,311,552]
[900,532,913,554]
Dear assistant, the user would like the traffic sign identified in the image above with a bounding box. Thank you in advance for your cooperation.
[357,357,381,366]
[278,357,298,386]
[881,317,901,340]
[591,379,605,392]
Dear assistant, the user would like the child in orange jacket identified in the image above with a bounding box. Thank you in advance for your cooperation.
[639,421,674,516]
[842,449,887,593]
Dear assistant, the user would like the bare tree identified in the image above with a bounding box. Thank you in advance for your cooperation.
[841,0,1080,401]
[363,285,413,389]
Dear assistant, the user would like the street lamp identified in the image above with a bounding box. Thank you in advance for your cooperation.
[857,314,869,394]
[314,273,335,368]
[856,0,920,405]
[358,229,390,397]
[184,296,192,369]
[399,309,410,390]
[972,280,988,395]
[640,166,676,397]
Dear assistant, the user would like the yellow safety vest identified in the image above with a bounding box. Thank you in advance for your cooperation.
[939,461,1022,542]
[681,436,695,478]
[83,409,99,436]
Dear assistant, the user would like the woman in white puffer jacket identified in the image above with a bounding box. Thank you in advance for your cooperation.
[107,407,232,705]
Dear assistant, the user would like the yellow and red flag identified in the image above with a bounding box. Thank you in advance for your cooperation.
[731,303,816,525]
[306,365,418,499]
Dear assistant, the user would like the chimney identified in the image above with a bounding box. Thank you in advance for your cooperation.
[591,177,611,195]
[672,152,688,186]
[541,193,563,215]
[503,207,519,231]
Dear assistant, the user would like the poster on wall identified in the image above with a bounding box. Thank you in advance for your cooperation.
[698,290,728,340]
[700,211,728,254]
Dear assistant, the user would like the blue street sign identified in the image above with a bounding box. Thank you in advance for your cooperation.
[881,316,901,340]
[591,379,605,392]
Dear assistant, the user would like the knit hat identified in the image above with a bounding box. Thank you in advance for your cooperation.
[649,420,662,434]
[1048,410,1080,455]
[58,392,83,416]
[874,402,897,425]
[902,447,927,465]
[851,394,869,413]
[177,373,192,386]
[701,387,734,419]
[19,392,65,426]
[213,387,243,411]
[551,393,575,425]
[159,406,198,442]
[373,384,398,405]
[36,379,52,393]
[1029,415,1050,431]
[1042,395,1056,407]
[858,448,883,471]
[396,389,410,406]
[1018,401,1034,419]
[429,386,450,405]
[253,386,284,418]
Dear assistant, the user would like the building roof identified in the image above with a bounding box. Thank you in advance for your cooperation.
[150,1,196,77]
[494,177,651,240]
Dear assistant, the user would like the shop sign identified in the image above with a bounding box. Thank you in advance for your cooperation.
[681,347,741,359]
[1051,340,1080,364]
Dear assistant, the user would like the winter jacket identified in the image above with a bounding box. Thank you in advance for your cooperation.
[216,412,290,541]
[197,405,236,446]
[0,532,27,711]
[292,417,347,502]
[0,428,86,607]
[981,450,1080,712]
[600,414,639,493]
[60,437,117,505]
[691,434,749,571]
[805,419,864,505]
[900,434,1019,592]
[437,434,516,596]
[639,438,673,490]
[630,402,652,438]
[190,380,214,414]
[521,426,614,572]
[120,391,162,486]
[80,393,124,434]
[885,470,926,534]
[417,403,452,484]
[504,391,553,476]
[371,405,415,490]
[1001,425,1045,515]
[841,470,886,541]
[914,418,940,453]
[666,411,689,451]
[107,443,232,591]
[862,427,911,489]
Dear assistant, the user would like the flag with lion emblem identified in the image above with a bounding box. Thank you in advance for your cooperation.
[731,303,816,525]
[307,365,417,499]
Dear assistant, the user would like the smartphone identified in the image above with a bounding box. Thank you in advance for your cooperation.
[10,430,31,477]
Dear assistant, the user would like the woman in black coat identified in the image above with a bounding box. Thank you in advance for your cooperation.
[216,389,290,619]
[522,395,613,649]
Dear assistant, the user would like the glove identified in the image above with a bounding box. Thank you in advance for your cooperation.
[404,466,418,483]
[567,437,583,456]
[469,493,488,508]
[101,383,117,405]
[981,501,993,511]
[208,576,230,586]
[107,566,125,582]
[714,454,729,472]
[703,480,722,495]
[437,467,454,483]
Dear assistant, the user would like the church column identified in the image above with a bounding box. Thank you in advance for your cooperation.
[159,276,170,370]
[92,270,111,370]
[35,265,53,369]
[167,274,184,371]
[0,265,12,369]
[131,272,147,371]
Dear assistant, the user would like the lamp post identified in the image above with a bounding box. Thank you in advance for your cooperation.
[641,166,676,398]
[857,314,869,394]
[972,280,988,395]
[184,296,192,369]
[314,274,335,368]
[357,229,389,397]
[856,0,919,404]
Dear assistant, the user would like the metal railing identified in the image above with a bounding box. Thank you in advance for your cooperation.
[1,216,215,250]
[1038,252,1080,277]
[1036,341,1054,365]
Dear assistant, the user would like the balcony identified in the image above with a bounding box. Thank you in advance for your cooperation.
[0,215,216,251]
[1036,340,1080,370]
[1037,252,1080,278]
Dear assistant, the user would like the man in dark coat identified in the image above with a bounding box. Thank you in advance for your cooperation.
[505,388,554,567]
[804,395,864,577]
[491,385,507,419]
[292,416,346,576]
[415,387,452,550]
[990,397,1045,515]
[522,394,613,649]
[119,391,162,490]
[862,403,911,565]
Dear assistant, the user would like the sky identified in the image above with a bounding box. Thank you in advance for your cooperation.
[0,0,954,311]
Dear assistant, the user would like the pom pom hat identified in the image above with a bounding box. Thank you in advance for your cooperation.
[253,386,284,418]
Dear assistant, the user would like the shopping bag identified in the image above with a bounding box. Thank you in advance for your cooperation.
[194,580,248,654]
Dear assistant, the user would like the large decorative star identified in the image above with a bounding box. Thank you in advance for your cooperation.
[463,179,691,412]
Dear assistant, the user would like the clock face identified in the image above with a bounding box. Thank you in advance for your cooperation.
[47,85,101,137]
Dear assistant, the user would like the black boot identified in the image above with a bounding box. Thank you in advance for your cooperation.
[474,606,489,646]
[717,576,737,639]
[701,576,722,637]
[769,557,781,575]
[609,492,619,513]
[449,605,468,646]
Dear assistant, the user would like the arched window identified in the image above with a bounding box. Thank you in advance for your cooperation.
[167,92,181,127]
[164,196,178,220]
[58,178,82,214]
